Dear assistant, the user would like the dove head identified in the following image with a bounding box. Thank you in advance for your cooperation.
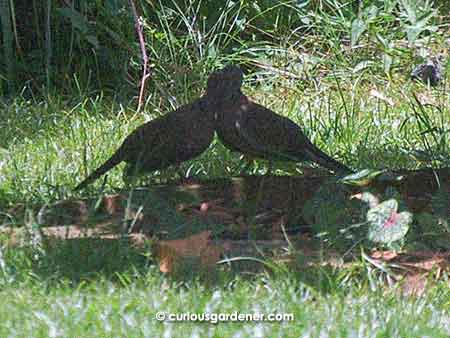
[206,65,243,99]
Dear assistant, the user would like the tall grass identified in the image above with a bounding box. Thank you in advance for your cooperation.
[0,0,448,212]
[0,3,448,336]
[1,0,446,97]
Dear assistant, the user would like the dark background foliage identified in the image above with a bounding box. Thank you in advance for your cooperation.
[2,0,447,98]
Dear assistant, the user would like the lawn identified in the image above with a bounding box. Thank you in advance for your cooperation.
[1,0,449,337]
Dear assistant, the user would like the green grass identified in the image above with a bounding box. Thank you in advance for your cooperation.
[0,223,448,337]
[0,1,449,336]
[1,0,449,205]
[1,74,448,206]
[0,240,449,337]
[0,272,449,337]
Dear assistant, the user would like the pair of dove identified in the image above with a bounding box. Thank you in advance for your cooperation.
[74,65,352,191]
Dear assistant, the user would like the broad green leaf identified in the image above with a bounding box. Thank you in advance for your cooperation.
[365,5,380,20]
[351,18,366,47]
[405,26,422,44]
[340,169,386,186]
[399,0,417,24]
[415,10,434,28]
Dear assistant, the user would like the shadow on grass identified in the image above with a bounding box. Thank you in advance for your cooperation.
[0,235,152,286]
[0,230,351,294]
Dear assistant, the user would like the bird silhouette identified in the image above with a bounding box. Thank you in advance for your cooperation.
[74,67,249,191]
[213,65,352,174]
